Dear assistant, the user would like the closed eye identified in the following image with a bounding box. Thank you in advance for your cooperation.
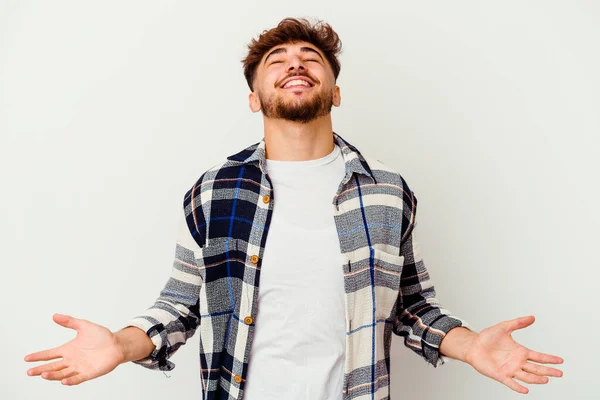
[270,59,319,65]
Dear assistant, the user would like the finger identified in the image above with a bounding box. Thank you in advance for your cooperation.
[506,315,535,333]
[522,361,564,378]
[62,372,87,386]
[527,350,564,364]
[514,370,549,384]
[53,313,83,332]
[27,360,67,376]
[501,376,529,394]
[42,366,78,381]
[24,347,62,362]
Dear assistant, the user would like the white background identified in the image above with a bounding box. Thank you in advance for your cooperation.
[2,1,598,399]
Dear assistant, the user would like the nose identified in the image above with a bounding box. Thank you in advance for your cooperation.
[286,55,306,72]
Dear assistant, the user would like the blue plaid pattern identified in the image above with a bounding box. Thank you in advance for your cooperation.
[125,132,471,399]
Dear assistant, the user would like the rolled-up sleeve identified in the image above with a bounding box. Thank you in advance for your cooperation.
[392,191,473,367]
[123,205,205,371]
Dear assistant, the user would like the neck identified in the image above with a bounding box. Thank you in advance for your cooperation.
[262,114,335,161]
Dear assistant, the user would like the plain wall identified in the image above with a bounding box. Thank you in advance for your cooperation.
[2,1,598,399]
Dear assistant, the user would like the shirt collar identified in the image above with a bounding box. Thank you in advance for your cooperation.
[226,131,376,184]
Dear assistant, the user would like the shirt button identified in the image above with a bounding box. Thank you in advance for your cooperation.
[244,316,253,325]
[250,254,259,264]
[262,194,271,204]
[234,375,242,384]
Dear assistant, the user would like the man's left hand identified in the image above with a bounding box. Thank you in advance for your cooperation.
[464,315,564,394]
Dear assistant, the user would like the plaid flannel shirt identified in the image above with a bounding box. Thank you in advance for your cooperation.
[125,132,471,400]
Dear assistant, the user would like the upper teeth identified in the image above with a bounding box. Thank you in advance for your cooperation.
[283,79,310,88]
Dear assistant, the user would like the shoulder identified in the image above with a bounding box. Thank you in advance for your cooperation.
[181,156,247,248]
[361,153,415,197]
[364,154,417,210]
[184,139,259,195]
[185,158,234,193]
[361,152,418,241]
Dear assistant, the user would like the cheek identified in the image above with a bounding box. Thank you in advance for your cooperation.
[262,68,283,86]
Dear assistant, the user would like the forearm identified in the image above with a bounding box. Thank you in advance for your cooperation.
[114,326,155,364]
[439,326,478,363]
[394,223,474,367]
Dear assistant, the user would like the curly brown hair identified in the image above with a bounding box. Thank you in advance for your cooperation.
[241,17,343,92]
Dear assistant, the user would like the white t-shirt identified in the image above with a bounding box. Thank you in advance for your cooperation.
[242,143,347,400]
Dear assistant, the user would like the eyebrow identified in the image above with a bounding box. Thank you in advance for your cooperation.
[263,46,324,65]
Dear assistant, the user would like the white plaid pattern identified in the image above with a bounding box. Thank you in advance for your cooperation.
[125,132,471,399]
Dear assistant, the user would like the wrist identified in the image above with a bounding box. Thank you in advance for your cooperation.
[462,330,479,364]
[112,330,129,364]
[439,326,478,363]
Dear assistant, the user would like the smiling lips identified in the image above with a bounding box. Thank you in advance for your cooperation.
[281,77,314,90]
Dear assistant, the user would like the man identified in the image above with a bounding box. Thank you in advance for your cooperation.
[24,17,563,399]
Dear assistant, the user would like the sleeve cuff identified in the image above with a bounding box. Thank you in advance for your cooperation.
[123,317,175,371]
[423,315,472,368]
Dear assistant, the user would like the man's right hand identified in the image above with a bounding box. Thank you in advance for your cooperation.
[24,313,127,386]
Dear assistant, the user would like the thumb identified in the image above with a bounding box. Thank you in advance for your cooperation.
[506,315,535,333]
[53,313,83,331]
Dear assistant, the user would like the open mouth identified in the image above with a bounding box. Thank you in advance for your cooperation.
[281,78,314,90]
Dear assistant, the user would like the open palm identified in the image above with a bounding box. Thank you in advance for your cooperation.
[465,316,564,394]
[24,314,125,385]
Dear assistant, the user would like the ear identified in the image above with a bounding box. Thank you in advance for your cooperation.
[332,85,341,107]
[248,92,261,113]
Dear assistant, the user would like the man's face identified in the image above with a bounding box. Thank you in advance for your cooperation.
[248,41,341,123]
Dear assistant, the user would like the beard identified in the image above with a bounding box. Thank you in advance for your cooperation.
[257,86,334,124]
